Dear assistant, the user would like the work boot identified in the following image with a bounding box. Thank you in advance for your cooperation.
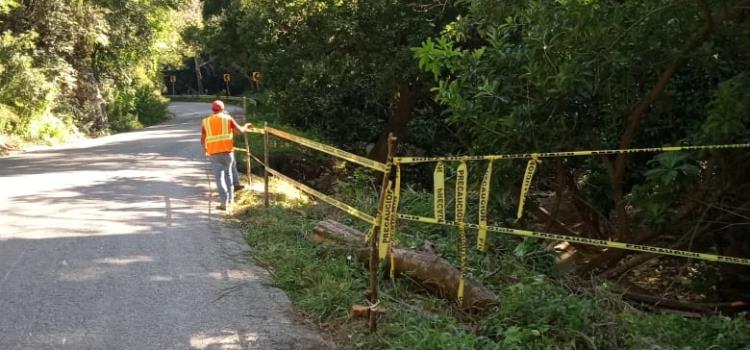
[234,184,245,192]
[216,204,226,211]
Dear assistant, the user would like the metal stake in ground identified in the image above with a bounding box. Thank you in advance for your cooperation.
[368,133,396,333]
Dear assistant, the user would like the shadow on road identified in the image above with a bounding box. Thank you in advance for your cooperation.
[0,103,327,349]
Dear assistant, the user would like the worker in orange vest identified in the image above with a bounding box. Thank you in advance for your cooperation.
[201,100,253,211]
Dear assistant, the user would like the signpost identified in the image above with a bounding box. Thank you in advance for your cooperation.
[223,73,231,96]
[169,75,176,95]
[251,71,261,90]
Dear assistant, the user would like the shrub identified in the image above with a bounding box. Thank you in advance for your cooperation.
[135,86,170,126]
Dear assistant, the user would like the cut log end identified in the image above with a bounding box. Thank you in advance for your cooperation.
[351,304,385,318]
[351,304,369,318]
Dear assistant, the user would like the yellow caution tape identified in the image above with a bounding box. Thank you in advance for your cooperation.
[516,154,540,221]
[477,161,493,252]
[455,161,468,306]
[387,166,402,278]
[434,161,446,222]
[378,181,394,259]
[457,223,467,306]
[390,164,402,253]
[395,214,750,266]
[394,143,750,164]
[249,154,267,168]
[266,127,387,172]
[455,162,468,223]
[379,163,403,260]
[265,167,376,224]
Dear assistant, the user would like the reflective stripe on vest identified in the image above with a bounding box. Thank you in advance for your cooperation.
[203,114,233,155]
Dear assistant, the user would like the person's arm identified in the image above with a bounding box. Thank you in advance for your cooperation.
[201,125,207,153]
[229,117,253,134]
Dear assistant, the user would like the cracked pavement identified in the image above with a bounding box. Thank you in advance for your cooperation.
[0,102,328,349]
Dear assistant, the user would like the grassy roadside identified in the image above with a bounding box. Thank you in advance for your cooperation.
[234,186,749,349]
[209,93,750,349]
[2,94,172,156]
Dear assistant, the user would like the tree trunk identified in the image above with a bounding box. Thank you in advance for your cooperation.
[194,56,204,96]
[368,82,415,163]
[93,84,107,131]
[609,0,750,241]
[310,220,498,310]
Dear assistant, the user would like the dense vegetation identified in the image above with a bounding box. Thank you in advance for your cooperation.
[233,147,750,349]
[197,0,750,347]
[412,1,750,289]
[202,0,750,298]
[0,0,194,147]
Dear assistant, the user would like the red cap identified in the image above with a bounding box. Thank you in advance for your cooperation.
[211,100,224,112]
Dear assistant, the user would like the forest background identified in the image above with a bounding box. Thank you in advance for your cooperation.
[197,0,750,293]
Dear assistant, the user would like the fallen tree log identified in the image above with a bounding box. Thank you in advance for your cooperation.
[310,219,497,310]
[616,282,748,314]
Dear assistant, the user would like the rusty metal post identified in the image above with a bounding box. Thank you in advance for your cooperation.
[263,122,270,207]
[368,133,396,333]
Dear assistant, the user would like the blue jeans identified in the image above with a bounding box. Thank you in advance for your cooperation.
[232,160,241,187]
[209,152,235,206]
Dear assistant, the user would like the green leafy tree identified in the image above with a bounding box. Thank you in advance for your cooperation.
[415,0,750,278]
[203,0,460,160]
[0,0,193,138]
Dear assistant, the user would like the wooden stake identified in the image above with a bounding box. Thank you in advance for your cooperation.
[263,121,270,207]
[368,133,396,333]
[243,97,252,183]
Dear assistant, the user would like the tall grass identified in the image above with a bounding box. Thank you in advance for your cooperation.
[235,175,750,349]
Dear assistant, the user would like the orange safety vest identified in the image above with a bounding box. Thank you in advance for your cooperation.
[202,113,234,155]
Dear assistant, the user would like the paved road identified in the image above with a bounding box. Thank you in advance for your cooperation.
[0,103,327,349]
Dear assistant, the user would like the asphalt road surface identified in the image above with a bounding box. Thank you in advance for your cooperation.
[0,102,327,349]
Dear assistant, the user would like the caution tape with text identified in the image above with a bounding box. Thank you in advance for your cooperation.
[396,214,750,266]
[394,143,750,163]
[265,167,376,225]
[239,128,750,267]
[455,161,468,306]
[267,127,387,172]
[477,161,493,252]
[434,161,445,223]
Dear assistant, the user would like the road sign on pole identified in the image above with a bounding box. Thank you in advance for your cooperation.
[169,75,176,95]
[251,72,261,90]
[223,74,231,96]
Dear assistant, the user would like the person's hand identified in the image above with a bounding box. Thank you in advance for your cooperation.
[244,123,253,130]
